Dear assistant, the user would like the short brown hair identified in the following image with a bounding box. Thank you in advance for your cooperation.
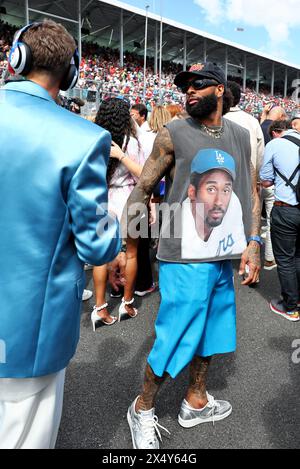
[268,119,290,139]
[23,20,76,79]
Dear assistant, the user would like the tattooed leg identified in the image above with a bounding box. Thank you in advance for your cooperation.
[136,364,167,412]
[186,356,212,409]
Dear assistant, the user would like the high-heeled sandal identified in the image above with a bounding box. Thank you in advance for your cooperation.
[91,303,117,331]
[118,298,138,322]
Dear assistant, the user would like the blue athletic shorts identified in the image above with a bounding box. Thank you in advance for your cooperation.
[147,261,236,378]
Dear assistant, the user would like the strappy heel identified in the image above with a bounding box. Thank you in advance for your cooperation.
[91,303,117,331]
[118,298,138,322]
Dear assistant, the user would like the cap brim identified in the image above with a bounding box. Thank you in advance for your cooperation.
[193,167,235,181]
[174,70,222,87]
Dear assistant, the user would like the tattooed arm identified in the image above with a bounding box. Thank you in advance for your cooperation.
[108,127,175,290]
[239,161,261,286]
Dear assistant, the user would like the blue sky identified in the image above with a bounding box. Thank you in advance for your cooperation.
[121,0,300,66]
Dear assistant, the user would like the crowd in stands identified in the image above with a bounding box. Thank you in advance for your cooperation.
[79,42,183,105]
[239,88,299,119]
[0,19,299,116]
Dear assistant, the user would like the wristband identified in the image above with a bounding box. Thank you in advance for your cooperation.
[247,235,263,246]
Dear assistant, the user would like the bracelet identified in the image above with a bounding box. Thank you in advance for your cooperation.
[247,235,263,246]
[119,154,127,163]
[120,243,127,253]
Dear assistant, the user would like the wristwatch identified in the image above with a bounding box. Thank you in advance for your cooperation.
[247,235,263,246]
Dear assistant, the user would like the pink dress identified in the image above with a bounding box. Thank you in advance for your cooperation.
[108,136,145,221]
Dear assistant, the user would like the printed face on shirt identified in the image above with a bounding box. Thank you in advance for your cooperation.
[188,170,233,231]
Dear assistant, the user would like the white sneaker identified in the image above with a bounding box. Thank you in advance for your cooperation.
[127,396,170,449]
[82,289,93,301]
[264,260,277,271]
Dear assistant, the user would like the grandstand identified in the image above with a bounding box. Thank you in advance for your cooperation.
[0,0,300,115]
[1,0,300,91]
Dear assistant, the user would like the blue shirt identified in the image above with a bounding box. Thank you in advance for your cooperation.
[260,130,300,206]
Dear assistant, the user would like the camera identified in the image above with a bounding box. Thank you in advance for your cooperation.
[59,96,85,114]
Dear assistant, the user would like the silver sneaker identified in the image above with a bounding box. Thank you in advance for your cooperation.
[178,393,232,428]
[127,396,170,449]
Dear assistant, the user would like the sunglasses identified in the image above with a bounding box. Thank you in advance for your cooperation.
[179,78,220,94]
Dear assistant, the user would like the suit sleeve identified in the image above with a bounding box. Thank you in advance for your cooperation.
[67,129,121,265]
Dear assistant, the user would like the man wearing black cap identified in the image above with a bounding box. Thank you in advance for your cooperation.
[111,62,261,449]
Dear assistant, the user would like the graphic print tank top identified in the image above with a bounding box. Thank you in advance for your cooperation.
[157,117,252,263]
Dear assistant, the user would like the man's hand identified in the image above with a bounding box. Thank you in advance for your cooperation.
[239,241,261,285]
[108,252,126,291]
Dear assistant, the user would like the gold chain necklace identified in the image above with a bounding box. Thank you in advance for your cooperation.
[199,123,224,139]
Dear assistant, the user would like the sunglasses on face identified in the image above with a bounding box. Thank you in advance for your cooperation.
[179,78,219,94]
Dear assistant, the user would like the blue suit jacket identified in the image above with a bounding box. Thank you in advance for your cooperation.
[0,81,121,378]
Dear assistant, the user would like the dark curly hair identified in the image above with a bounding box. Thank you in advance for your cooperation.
[95,98,138,184]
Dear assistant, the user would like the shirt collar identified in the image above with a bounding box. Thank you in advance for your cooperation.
[229,106,241,112]
[3,80,55,103]
[283,129,300,138]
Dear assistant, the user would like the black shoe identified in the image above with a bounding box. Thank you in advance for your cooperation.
[110,288,123,298]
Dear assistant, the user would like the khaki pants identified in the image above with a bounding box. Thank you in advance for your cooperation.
[261,186,275,262]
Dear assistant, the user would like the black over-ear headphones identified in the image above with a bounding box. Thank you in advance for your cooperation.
[8,23,79,91]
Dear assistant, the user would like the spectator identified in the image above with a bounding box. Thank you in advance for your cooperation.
[165,104,182,118]
[262,120,290,271]
[92,97,146,326]
[0,20,120,450]
[261,105,287,144]
[131,103,150,131]
[290,112,300,132]
[134,105,173,297]
[260,122,300,321]
[149,105,172,134]
[225,81,265,172]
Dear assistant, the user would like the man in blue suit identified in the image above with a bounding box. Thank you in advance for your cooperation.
[0,20,120,448]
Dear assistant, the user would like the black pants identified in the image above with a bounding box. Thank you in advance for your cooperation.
[271,205,300,311]
[135,235,153,292]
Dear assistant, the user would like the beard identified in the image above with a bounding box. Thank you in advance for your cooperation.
[186,93,218,119]
[205,208,226,228]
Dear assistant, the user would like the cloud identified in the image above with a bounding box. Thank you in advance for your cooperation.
[194,0,300,47]
[194,0,225,24]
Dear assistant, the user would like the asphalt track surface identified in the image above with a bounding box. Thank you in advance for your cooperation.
[56,260,300,450]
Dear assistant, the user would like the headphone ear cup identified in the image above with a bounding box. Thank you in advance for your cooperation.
[20,43,33,75]
[9,44,21,69]
[9,42,32,75]
[60,64,78,91]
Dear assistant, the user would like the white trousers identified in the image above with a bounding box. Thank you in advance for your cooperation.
[261,186,275,262]
[0,369,65,449]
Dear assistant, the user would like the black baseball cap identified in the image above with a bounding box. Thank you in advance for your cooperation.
[174,62,226,89]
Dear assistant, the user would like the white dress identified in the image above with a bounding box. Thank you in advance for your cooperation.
[108,136,145,221]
